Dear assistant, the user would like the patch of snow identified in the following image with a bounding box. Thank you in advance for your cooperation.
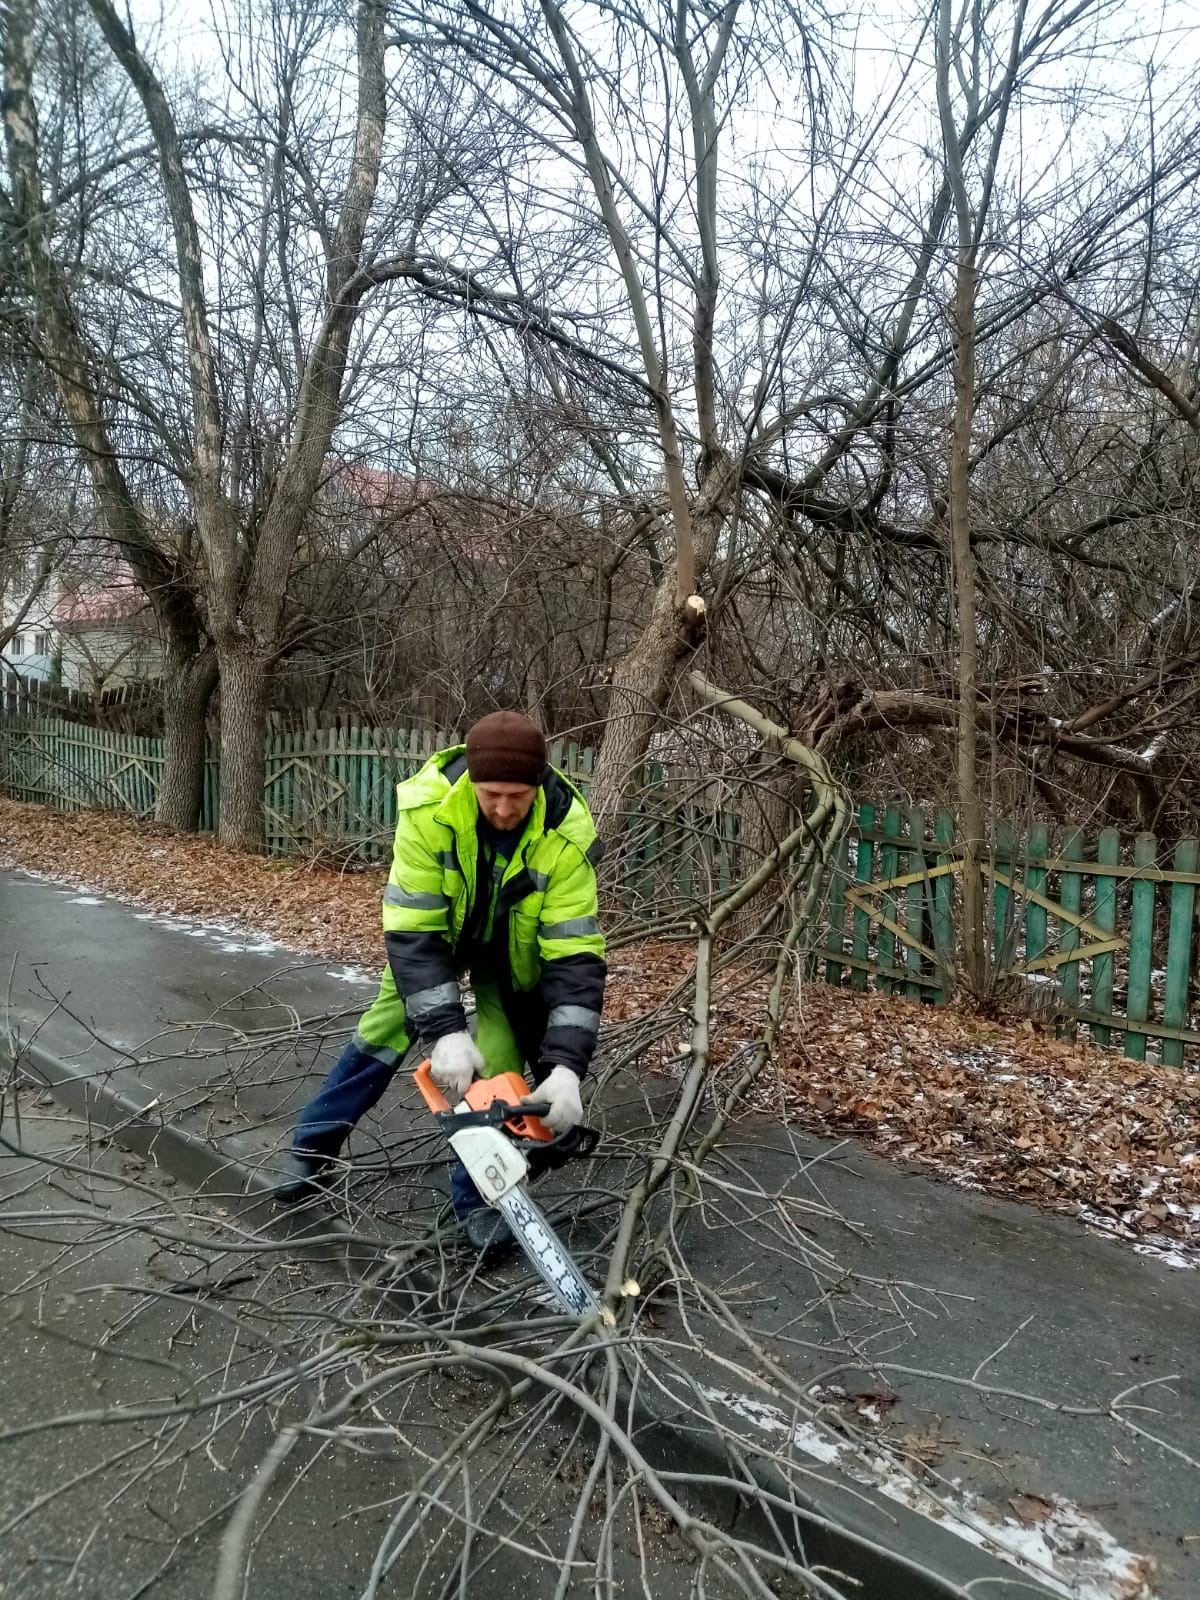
[1139,731,1167,763]
[698,1387,843,1463]
[696,1386,1155,1600]
[12,866,324,969]
[324,965,375,986]
[1076,1205,1199,1271]
[1133,1243,1198,1271]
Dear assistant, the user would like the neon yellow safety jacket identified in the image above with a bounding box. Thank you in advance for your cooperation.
[380,747,606,1075]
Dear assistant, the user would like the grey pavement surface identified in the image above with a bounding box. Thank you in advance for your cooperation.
[2,866,1198,1598]
[690,1134,1200,1595]
[1,1096,398,1600]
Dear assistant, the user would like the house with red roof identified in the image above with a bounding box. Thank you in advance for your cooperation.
[2,564,163,694]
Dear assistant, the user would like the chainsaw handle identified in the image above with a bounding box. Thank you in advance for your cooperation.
[414,1061,554,1131]
[414,1059,450,1114]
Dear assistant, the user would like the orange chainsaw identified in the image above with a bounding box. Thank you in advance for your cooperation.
[414,1062,599,1318]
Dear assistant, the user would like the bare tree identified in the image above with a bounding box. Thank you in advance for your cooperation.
[4,0,519,843]
[0,351,54,658]
[4,0,221,825]
[390,2,834,843]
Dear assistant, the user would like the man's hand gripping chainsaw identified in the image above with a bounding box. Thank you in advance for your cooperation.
[414,1062,600,1318]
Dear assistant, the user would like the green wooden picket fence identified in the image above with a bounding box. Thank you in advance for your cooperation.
[2,711,1196,1064]
[820,803,1199,1066]
[0,711,738,913]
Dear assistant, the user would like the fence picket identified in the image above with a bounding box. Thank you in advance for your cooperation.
[1125,832,1159,1061]
[932,810,955,1002]
[1056,829,1085,1043]
[824,833,849,985]
[993,818,1017,971]
[905,806,927,1001]
[1161,838,1198,1069]
[1091,828,1120,1047]
[877,805,901,996]
[849,803,875,993]
[1024,821,1049,972]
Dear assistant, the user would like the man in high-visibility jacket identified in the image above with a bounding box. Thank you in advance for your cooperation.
[274,711,606,1253]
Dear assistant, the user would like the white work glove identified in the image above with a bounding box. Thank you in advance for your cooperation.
[528,1065,583,1134]
[429,1031,484,1100]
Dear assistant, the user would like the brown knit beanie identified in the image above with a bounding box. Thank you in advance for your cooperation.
[465,711,547,786]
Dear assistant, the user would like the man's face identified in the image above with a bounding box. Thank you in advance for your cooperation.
[473,781,537,832]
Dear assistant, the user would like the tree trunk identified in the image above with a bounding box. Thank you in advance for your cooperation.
[156,646,217,831]
[948,253,987,997]
[217,644,270,851]
[588,473,727,847]
[587,580,686,847]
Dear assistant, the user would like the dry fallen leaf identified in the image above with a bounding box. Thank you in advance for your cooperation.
[896,1421,946,1469]
[1008,1493,1055,1525]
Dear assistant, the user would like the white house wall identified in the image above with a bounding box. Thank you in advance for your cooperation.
[1,583,57,681]
[58,625,164,693]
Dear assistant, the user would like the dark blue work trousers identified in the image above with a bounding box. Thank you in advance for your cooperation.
[293,1038,488,1218]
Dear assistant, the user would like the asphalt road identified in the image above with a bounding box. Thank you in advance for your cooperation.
[0,1093,433,1600]
[4,869,1197,1599]
[0,1091,743,1600]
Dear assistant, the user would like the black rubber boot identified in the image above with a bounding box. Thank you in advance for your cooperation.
[269,1151,333,1205]
[462,1207,515,1260]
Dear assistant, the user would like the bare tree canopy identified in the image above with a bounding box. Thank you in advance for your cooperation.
[2,0,1198,854]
